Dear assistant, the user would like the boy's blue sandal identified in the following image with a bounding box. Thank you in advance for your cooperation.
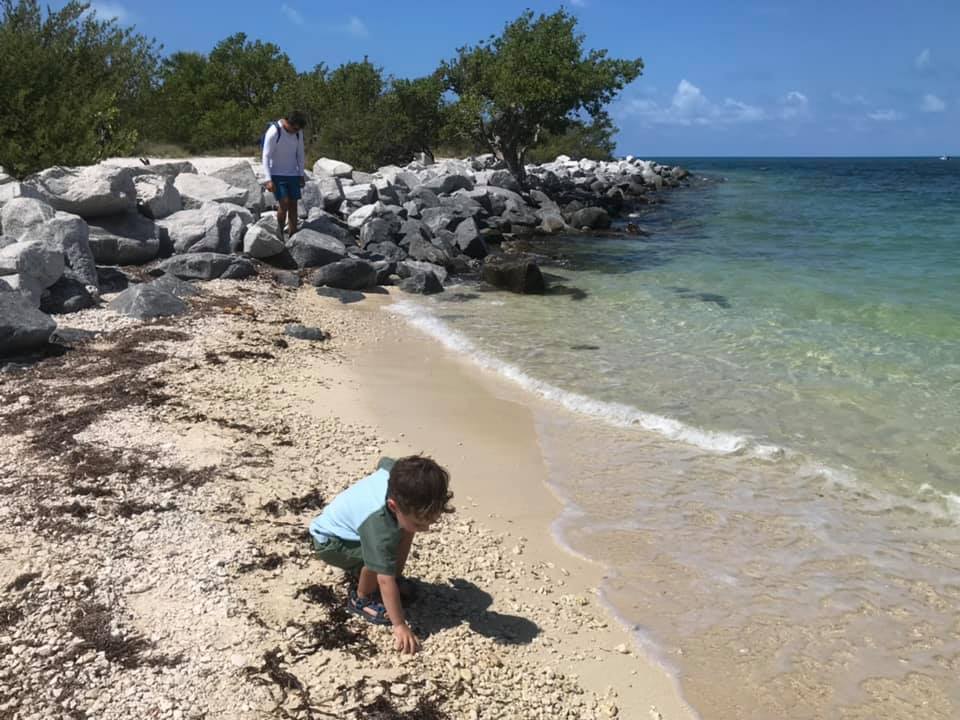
[347,590,392,626]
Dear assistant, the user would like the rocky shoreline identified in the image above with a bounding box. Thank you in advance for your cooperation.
[0,277,689,720]
[1,153,688,357]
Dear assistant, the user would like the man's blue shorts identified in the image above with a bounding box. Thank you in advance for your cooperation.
[271,175,302,201]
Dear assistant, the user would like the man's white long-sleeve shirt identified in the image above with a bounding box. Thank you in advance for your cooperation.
[261,121,305,179]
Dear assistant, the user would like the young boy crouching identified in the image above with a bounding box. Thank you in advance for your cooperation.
[308,455,453,654]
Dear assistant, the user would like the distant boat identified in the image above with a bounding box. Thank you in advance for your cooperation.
[939,155,950,160]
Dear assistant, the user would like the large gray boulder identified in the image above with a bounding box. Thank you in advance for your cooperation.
[365,241,406,262]
[359,218,393,248]
[108,284,188,320]
[420,207,459,235]
[134,173,182,219]
[307,258,378,290]
[173,174,247,209]
[87,211,164,265]
[342,183,376,204]
[125,161,198,180]
[570,206,611,230]
[1,197,55,240]
[317,176,345,212]
[40,276,96,314]
[151,274,201,298]
[407,236,451,267]
[422,174,474,195]
[286,229,347,268]
[399,271,443,295]
[302,209,351,242]
[33,212,98,288]
[23,165,136,217]
[452,217,488,259]
[0,292,57,355]
[210,162,263,211]
[243,224,285,259]
[158,203,243,254]
[0,241,65,305]
[482,254,546,294]
[487,169,522,193]
[398,259,448,284]
[313,157,353,178]
[158,252,256,281]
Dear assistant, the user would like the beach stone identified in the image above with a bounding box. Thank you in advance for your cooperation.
[151,274,201,298]
[284,324,329,341]
[420,207,462,235]
[210,162,263,211]
[108,284,187,320]
[315,286,365,303]
[1,197,56,240]
[0,241,64,306]
[364,241,406,263]
[312,158,353,178]
[33,213,98,288]
[23,164,136,217]
[0,292,56,355]
[133,174,182,220]
[316,176,345,211]
[342,183,376,205]
[422,174,474,195]
[40,276,96,314]
[359,218,393,248]
[173,174,247,210]
[286,229,346,269]
[453,217,488,259]
[399,271,443,295]
[487,169,522,193]
[158,204,234,254]
[87,211,164,265]
[407,236,451,267]
[158,252,255,281]
[301,210,350,242]
[271,270,301,288]
[482,255,546,294]
[409,186,440,208]
[537,210,567,234]
[96,266,131,293]
[570,206,611,230]
[306,258,377,290]
[242,225,285,259]
[398,259,448,284]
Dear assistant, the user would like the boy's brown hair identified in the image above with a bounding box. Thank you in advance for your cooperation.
[387,455,453,519]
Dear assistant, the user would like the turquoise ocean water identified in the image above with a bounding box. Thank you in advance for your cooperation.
[393,158,960,719]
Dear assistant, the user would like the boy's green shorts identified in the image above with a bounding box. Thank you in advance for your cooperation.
[312,535,364,572]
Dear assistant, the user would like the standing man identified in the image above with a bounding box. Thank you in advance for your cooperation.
[262,110,307,239]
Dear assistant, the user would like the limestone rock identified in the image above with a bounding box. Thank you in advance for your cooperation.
[286,229,346,268]
[1,197,55,240]
[108,284,188,320]
[23,164,136,217]
[243,225,285,259]
[0,292,56,355]
[173,174,247,209]
[312,158,353,178]
[210,162,263,211]
[134,174,182,219]
[399,271,443,295]
[87,212,164,265]
[306,258,378,290]
[158,252,256,281]
[33,212,98,288]
[482,254,546,294]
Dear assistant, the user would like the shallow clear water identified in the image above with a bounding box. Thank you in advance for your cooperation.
[393,158,960,719]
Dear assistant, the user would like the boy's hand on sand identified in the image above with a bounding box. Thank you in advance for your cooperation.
[393,623,420,654]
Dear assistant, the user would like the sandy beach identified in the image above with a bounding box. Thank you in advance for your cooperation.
[0,276,696,719]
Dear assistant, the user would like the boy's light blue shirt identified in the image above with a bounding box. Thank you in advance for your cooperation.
[310,468,389,543]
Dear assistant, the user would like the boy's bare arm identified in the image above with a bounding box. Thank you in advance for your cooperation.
[377,574,420,654]
[395,530,415,577]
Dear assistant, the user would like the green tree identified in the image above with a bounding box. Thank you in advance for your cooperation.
[195,33,297,149]
[525,115,618,164]
[310,58,387,170]
[386,73,447,163]
[148,51,209,148]
[0,0,160,178]
[442,9,642,185]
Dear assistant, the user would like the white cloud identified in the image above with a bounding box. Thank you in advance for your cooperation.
[921,93,946,112]
[622,79,764,127]
[345,16,369,37]
[867,109,901,122]
[832,91,868,106]
[281,3,305,26]
[915,48,932,70]
[88,2,130,22]
[781,90,810,119]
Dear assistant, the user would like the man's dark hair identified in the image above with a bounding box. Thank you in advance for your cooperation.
[287,110,307,129]
[388,455,453,518]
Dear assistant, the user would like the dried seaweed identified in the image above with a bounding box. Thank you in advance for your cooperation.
[261,489,325,517]
[0,604,24,628]
[69,603,151,669]
[294,584,338,605]
[6,572,41,592]
[114,500,177,518]
[237,553,285,573]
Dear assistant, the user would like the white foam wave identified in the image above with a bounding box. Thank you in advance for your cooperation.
[389,299,780,459]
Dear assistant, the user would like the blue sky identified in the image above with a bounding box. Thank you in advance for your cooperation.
[72,0,959,156]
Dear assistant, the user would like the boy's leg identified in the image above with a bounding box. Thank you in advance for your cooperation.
[276,197,287,236]
[357,566,379,599]
[287,198,298,235]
